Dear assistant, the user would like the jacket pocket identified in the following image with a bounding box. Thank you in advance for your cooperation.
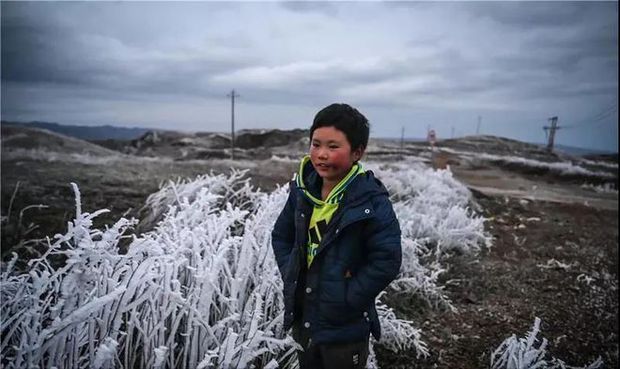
[319,279,363,327]
[320,301,363,327]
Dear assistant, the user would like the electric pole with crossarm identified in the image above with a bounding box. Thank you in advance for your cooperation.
[543,116,560,152]
[227,89,240,160]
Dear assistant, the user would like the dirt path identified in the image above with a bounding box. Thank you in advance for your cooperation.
[451,166,618,211]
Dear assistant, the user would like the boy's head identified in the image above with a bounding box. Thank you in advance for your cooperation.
[309,103,369,182]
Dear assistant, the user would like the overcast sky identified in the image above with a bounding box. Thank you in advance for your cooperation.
[1,1,618,151]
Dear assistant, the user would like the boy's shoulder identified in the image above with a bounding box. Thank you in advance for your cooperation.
[352,170,389,197]
[342,170,394,213]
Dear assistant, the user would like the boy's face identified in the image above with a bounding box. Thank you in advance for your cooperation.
[310,126,363,183]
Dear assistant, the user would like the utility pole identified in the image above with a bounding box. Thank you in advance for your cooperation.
[451,126,455,139]
[476,115,481,135]
[227,89,240,160]
[400,126,405,154]
[543,116,560,152]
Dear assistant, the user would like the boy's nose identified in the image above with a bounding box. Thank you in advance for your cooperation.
[318,148,328,159]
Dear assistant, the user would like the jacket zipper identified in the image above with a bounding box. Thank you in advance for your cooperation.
[310,211,374,268]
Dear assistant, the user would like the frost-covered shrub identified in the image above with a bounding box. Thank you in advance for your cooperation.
[1,161,490,368]
[367,161,491,311]
[368,161,490,254]
[491,317,603,369]
[1,182,297,369]
[138,169,258,232]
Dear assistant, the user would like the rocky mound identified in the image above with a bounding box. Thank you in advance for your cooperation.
[1,124,121,157]
[435,135,561,162]
[235,128,308,149]
[93,128,310,160]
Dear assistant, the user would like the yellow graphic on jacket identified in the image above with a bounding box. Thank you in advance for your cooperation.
[307,203,339,266]
[295,156,364,267]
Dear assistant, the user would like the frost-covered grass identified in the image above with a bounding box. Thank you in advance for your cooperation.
[269,155,297,163]
[1,148,261,170]
[2,148,126,165]
[369,161,491,311]
[439,148,616,179]
[580,182,618,194]
[577,158,619,170]
[1,160,489,368]
[491,317,603,369]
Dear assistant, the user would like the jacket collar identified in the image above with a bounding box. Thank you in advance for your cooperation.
[293,156,388,209]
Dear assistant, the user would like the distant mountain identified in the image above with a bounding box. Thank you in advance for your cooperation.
[377,135,617,156]
[1,121,151,141]
[1,124,122,156]
[551,144,617,156]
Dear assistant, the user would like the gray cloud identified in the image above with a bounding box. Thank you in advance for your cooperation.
[1,1,257,99]
[1,1,617,150]
[461,2,593,28]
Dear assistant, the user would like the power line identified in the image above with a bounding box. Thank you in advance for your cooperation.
[561,99,618,129]
[563,104,617,129]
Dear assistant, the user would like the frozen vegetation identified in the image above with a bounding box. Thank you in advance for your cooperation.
[439,148,616,179]
[1,147,260,169]
[0,159,603,368]
[580,182,618,194]
[491,318,603,369]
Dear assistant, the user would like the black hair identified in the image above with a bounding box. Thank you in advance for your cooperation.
[310,103,370,151]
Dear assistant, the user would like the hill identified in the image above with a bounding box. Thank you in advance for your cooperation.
[1,121,151,141]
[1,124,122,157]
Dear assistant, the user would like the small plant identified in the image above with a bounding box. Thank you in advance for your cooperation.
[491,317,603,369]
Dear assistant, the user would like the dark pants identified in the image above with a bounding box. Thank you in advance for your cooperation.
[293,325,369,369]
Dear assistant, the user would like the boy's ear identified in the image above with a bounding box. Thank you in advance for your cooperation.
[352,146,365,162]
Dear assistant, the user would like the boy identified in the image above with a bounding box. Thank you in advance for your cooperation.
[271,103,402,369]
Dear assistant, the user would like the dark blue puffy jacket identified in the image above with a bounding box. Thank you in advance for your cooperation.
[271,160,402,344]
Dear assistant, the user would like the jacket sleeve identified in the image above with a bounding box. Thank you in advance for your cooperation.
[271,185,297,279]
[346,195,402,310]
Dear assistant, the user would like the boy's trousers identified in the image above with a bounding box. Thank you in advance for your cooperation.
[294,325,369,369]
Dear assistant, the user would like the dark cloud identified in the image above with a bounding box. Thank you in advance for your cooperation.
[0,1,617,150]
[462,2,595,28]
[523,23,617,67]
[1,22,114,86]
[1,1,256,100]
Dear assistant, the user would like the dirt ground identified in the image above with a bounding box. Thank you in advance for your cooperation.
[1,157,298,263]
[376,194,618,368]
[1,153,618,368]
[373,159,618,368]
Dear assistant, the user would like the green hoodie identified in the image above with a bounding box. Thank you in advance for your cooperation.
[295,155,364,266]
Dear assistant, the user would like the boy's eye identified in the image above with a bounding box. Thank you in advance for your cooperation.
[329,145,339,149]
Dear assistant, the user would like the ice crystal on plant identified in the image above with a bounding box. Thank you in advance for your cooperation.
[491,317,603,369]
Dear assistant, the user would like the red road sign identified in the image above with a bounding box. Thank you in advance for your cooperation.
[428,129,436,144]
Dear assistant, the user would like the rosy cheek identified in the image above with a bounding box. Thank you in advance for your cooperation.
[309,147,319,160]
[328,151,351,168]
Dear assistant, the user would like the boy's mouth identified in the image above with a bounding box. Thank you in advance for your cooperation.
[316,163,331,171]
